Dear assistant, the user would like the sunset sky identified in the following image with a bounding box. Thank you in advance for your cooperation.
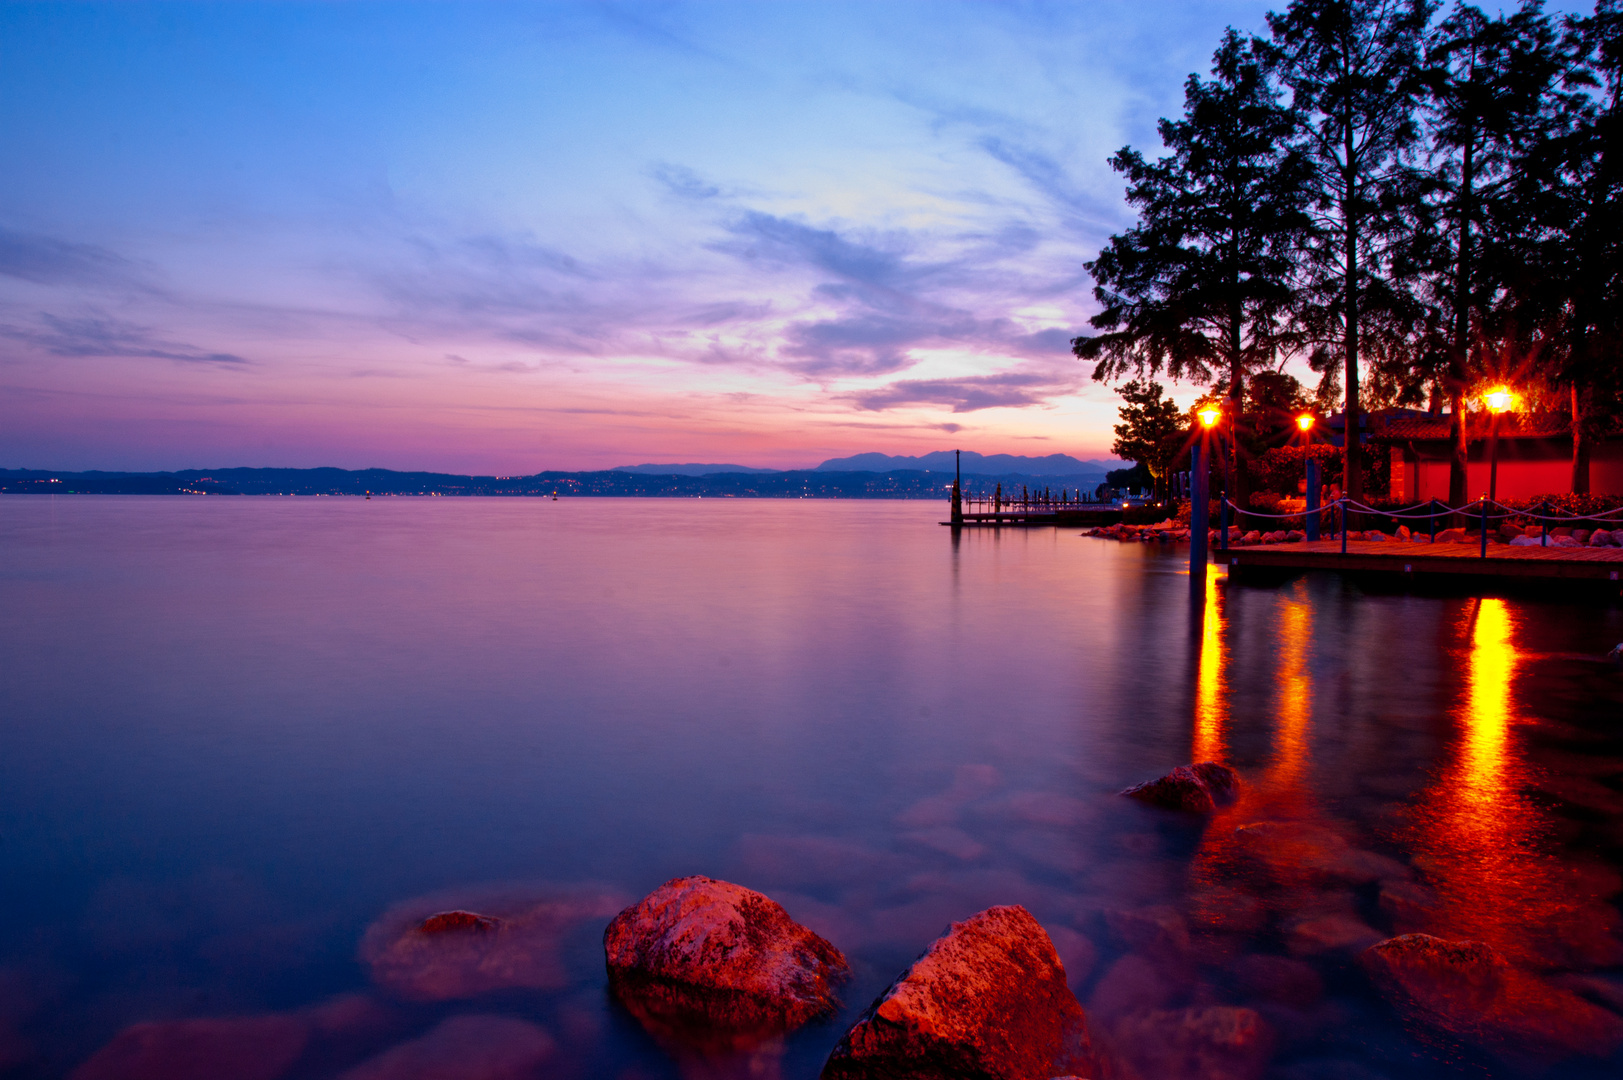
[0,1,1579,474]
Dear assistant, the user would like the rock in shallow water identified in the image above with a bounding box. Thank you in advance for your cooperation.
[361,886,627,1001]
[821,905,1096,1080]
[69,1014,310,1080]
[604,876,848,1038]
[1361,933,1623,1060]
[338,1015,553,1080]
[1121,763,1241,813]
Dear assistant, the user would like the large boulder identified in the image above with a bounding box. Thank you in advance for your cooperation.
[604,876,848,1038]
[361,885,626,1001]
[820,905,1096,1080]
[1121,763,1240,814]
[1361,933,1623,1060]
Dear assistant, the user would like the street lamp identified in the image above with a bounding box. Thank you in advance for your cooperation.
[1198,406,1221,429]
[1296,413,1315,433]
[1483,387,1514,503]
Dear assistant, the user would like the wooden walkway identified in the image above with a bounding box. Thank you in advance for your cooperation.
[1221,539,1623,583]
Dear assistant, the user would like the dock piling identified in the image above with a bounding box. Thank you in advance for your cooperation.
[1190,443,1209,583]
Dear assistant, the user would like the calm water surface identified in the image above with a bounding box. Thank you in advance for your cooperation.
[2,497,1622,1079]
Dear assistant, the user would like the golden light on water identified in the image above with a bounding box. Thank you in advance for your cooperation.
[1461,597,1514,810]
[1192,570,1227,762]
[1269,596,1313,799]
[1405,597,1559,964]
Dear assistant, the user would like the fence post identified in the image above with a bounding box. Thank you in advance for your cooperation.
[1305,460,1321,541]
[1429,498,1438,541]
[1480,497,1489,558]
[1340,500,1348,554]
[1190,443,1209,588]
[1540,500,1549,546]
[1219,492,1229,553]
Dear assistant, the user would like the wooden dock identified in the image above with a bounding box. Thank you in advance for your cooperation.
[1220,539,1623,586]
[946,507,1125,527]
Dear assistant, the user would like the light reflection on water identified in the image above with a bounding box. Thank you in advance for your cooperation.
[1,498,1621,1080]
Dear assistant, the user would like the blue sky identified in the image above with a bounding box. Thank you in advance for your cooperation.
[0,2,1584,472]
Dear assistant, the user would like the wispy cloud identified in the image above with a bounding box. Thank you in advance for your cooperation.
[0,228,142,288]
[1,313,249,368]
[844,370,1079,413]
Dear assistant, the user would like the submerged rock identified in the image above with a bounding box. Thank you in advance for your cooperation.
[1361,933,1623,1060]
[361,885,626,1001]
[70,1014,310,1080]
[338,1015,553,1080]
[821,905,1096,1080]
[1111,1006,1275,1080]
[1121,763,1241,814]
[604,876,848,1038]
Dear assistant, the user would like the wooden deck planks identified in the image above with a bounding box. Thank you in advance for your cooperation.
[1219,539,1623,582]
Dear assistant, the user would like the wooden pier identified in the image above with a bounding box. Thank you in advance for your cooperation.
[1220,539,1623,586]
[946,507,1125,527]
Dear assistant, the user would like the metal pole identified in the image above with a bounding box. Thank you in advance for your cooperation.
[1488,411,1502,504]
[1480,496,1489,558]
[1429,498,1438,541]
[1341,500,1348,554]
[1219,491,1229,553]
[1190,441,1209,579]
[1305,460,1321,542]
[1541,499,1548,546]
[951,449,963,526]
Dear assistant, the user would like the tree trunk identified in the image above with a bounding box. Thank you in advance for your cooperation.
[1448,135,1474,510]
[1572,383,1592,494]
[1447,390,1469,510]
[1343,171,1362,504]
[1229,302,1249,511]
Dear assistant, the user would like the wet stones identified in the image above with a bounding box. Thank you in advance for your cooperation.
[1111,1005,1275,1080]
[361,887,626,1001]
[69,1014,311,1080]
[338,1015,554,1080]
[1121,763,1241,814]
[1361,933,1623,1061]
[821,905,1096,1080]
[604,876,849,1039]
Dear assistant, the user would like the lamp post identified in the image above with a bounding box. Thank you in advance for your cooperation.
[1190,405,1221,582]
[1484,387,1513,504]
[1297,414,1319,541]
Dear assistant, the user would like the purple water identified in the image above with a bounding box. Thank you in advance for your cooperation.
[2,496,1621,1079]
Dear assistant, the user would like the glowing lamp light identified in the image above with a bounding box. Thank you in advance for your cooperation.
[1198,406,1221,429]
[1484,387,1514,414]
[1296,414,1315,432]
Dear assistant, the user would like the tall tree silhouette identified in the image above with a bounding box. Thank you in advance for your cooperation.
[1269,0,1434,501]
[1504,1,1623,493]
[1075,31,1308,508]
[1412,2,1564,504]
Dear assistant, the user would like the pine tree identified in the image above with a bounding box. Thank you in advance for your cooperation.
[1268,0,1435,502]
[1412,2,1564,504]
[1074,30,1310,508]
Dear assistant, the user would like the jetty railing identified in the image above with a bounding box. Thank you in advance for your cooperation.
[1207,494,1623,562]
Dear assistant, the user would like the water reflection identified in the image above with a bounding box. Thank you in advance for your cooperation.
[1192,570,1227,763]
[1406,598,1557,966]
[1268,590,1313,805]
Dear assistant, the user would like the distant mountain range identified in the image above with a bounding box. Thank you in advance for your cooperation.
[0,465,1111,500]
[612,463,780,476]
[811,451,1109,477]
[612,451,1113,478]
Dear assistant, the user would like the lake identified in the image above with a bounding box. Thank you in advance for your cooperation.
[2,496,1621,1080]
